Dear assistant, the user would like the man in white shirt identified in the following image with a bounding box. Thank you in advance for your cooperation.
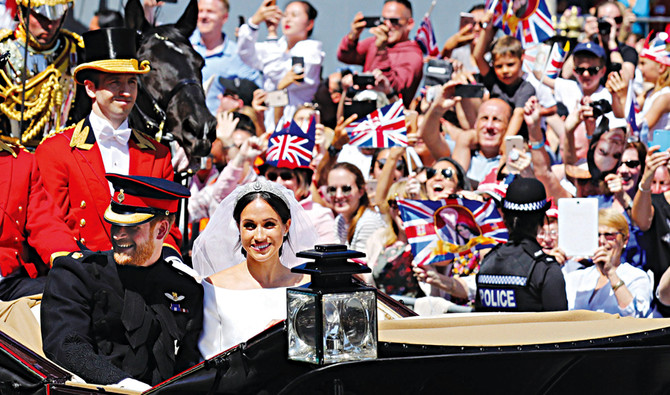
[36,27,181,253]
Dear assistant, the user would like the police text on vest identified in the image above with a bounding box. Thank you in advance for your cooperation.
[480,288,517,308]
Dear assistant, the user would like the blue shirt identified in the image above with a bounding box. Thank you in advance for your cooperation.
[190,30,263,114]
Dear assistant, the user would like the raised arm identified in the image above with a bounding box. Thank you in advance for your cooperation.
[472,12,495,77]
[632,146,670,231]
[418,81,461,161]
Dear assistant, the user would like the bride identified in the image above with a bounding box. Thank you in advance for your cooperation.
[192,180,317,359]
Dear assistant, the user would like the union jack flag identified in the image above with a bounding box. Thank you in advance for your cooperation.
[625,80,641,135]
[415,14,440,57]
[486,0,506,29]
[346,100,407,148]
[266,119,315,169]
[543,41,570,79]
[489,0,555,48]
[398,197,508,267]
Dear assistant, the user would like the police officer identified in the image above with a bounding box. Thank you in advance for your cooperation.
[475,177,567,312]
[41,174,203,392]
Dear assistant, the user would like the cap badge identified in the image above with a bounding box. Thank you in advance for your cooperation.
[118,189,125,203]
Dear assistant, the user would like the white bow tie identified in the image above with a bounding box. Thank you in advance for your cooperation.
[98,126,131,145]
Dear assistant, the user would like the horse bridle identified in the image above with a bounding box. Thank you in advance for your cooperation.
[133,33,204,143]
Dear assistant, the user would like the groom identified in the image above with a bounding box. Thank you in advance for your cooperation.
[41,174,203,392]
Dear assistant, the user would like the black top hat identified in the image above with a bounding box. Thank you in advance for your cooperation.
[501,177,550,214]
[73,28,151,84]
[104,173,190,227]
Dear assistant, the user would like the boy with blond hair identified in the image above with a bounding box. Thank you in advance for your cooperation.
[473,21,536,136]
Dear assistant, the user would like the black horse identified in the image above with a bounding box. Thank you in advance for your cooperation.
[125,0,216,162]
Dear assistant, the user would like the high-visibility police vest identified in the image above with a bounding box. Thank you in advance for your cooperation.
[475,239,555,312]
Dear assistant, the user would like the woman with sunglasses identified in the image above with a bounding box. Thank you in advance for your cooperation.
[423,157,470,200]
[564,209,652,317]
[327,162,385,253]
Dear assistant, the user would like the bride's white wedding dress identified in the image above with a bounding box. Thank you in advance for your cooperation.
[197,280,288,359]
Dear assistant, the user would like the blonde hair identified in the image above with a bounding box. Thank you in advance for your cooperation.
[598,208,629,240]
[655,66,670,92]
[491,35,523,60]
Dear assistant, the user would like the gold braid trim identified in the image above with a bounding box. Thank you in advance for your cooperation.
[61,29,84,49]
[0,29,13,43]
[16,0,73,7]
[0,64,62,143]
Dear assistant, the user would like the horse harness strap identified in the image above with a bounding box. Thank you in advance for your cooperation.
[136,78,200,142]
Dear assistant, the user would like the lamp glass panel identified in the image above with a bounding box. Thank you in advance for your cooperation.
[322,291,377,364]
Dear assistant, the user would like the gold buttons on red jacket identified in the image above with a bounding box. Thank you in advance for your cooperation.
[80,200,86,208]
[80,219,86,227]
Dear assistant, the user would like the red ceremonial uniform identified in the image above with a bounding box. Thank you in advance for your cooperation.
[0,141,78,278]
[35,118,182,252]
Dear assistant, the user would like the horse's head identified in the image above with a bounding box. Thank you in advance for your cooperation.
[125,0,216,162]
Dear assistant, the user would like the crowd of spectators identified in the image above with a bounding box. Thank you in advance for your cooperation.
[6,0,670,320]
[154,0,670,318]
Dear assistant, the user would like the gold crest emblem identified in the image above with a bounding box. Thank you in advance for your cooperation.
[118,189,125,203]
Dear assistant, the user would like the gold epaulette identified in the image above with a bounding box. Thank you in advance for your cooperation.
[132,129,156,150]
[40,122,74,144]
[0,139,17,157]
[61,29,84,49]
[0,28,14,43]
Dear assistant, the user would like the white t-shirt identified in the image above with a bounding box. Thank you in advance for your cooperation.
[553,78,612,114]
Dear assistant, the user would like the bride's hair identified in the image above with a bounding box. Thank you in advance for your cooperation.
[232,191,291,257]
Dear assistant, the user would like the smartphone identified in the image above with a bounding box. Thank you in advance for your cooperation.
[454,84,486,98]
[265,89,289,107]
[558,198,598,257]
[343,100,376,120]
[459,12,475,29]
[505,135,525,154]
[362,16,382,28]
[609,62,622,74]
[162,0,177,3]
[238,15,245,27]
[353,73,375,88]
[653,130,670,152]
[291,56,304,74]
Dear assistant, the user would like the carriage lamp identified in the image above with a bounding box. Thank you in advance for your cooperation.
[287,244,377,365]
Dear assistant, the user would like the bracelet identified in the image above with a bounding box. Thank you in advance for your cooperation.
[612,279,625,291]
[638,184,652,193]
[327,144,341,157]
[529,139,545,150]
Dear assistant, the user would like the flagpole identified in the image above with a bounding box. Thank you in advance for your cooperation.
[539,42,557,88]
[425,0,437,18]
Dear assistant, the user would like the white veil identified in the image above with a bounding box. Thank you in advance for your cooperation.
[191,180,319,278]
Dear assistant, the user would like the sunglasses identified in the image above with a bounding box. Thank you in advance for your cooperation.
[326,185,354,196]
[598,232,620,241]
[620,160,641,168]
[574,66,601,76]
[377,158,405,171]
[381,17,402,26]
[266,170,294,182]
[426,167,454,180]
